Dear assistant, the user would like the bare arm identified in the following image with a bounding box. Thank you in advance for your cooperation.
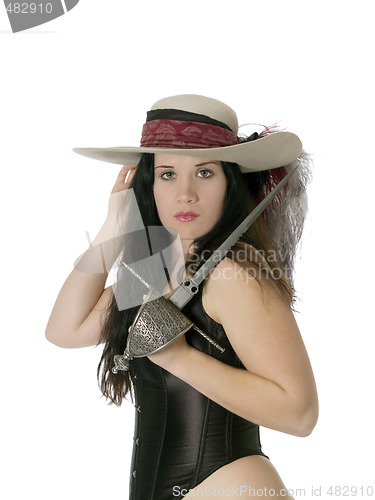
[45,166,136,349]
[148,257,319,437]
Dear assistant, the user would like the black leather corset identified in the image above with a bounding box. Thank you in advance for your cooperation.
[128,284,268,500]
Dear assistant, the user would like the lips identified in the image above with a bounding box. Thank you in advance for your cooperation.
[174,211,199,222]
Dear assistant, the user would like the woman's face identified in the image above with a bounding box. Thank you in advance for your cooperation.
[153,153,227,256]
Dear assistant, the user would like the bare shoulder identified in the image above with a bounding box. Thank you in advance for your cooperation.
[202,256,286,324]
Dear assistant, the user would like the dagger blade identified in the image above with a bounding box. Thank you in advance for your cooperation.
[169,165,298,309]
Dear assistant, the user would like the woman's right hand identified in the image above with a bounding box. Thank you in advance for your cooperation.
[107,165,136,219]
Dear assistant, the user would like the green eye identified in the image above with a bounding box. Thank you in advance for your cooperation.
[198,169,212,178]
[161,171,175,180]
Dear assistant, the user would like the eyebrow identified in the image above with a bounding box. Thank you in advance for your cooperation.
[154,161,221,169]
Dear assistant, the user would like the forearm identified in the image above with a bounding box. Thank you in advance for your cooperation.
[163,345,315,437]
[45,217,121,342]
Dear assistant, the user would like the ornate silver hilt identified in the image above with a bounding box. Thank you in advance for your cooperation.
[112,293,224,373]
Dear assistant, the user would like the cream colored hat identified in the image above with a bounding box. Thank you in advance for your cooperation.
[73,94,302,173]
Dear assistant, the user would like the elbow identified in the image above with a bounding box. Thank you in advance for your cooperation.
[45,325,61,347]
[292,398,319,437]
[45,322,55,343]
[45,323,71,348]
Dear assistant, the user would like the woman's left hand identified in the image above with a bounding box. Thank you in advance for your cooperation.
[147,333,192,370]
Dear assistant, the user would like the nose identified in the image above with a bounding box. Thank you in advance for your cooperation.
[176,179,198,204]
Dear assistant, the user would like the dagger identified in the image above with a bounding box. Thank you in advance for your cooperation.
[169,165,298,308]
[112,165,298,372]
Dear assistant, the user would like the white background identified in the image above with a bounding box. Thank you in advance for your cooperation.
[1,1,374,499]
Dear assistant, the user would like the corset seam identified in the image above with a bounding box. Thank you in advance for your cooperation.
[150,366,168,500]
[192,396,211,486]
[226,408,233,463]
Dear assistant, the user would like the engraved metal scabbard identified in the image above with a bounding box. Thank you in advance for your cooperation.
[112,294,194,374]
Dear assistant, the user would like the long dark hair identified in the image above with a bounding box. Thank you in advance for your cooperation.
[97,152,312,405]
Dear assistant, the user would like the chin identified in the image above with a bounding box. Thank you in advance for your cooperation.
[180,226,207,238]
[165,221,211,243]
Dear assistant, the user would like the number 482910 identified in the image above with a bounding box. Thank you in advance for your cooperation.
[327,485,374,496]
[6,3,53,14]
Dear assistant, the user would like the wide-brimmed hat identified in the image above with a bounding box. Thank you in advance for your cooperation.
[73,94,302,173]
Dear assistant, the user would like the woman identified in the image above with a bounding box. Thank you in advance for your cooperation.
[46,94,318,499]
